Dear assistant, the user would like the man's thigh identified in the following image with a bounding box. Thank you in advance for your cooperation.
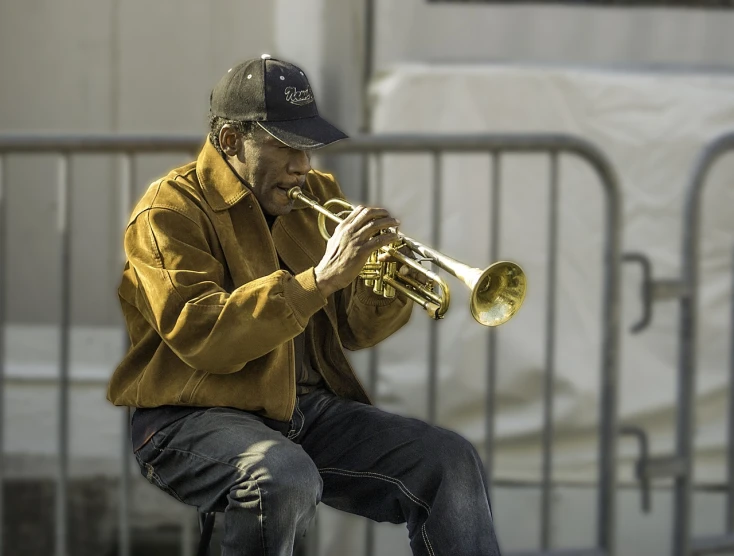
[134,407,319,513]
[298,392,481,523]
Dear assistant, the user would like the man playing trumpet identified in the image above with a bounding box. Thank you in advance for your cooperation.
[108,55,501,556]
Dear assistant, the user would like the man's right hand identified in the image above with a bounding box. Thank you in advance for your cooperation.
[314,205,400,298]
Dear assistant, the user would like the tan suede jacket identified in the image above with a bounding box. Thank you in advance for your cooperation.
[107,139,413,422]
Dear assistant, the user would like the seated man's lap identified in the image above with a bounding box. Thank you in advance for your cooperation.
[134,406,322,513]
[299,390,476,471]
[132,392,485,523]
[296,390,486,523]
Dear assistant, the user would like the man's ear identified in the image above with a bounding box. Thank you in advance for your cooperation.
[219,124,241,157]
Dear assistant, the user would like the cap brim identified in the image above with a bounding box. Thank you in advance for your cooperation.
[257,116,348,150]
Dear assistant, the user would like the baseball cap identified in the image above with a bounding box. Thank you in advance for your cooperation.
[209,54,348,150]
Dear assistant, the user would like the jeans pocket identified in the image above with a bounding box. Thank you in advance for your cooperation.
[136,453,185,503]
[134,440,185,503]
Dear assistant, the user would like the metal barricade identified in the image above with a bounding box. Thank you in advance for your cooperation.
[0,133,622,556]
[669,132,734,556]
[620,131,734,556]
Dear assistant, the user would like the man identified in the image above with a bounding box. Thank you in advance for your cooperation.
[108,54,501,556]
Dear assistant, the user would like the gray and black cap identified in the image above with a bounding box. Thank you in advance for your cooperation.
[210,54,348,150]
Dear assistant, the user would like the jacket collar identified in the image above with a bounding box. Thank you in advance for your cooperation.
[196,137,311,213]
[196,138,252,212]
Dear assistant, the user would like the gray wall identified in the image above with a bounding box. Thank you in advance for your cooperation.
[0,0,276,133]
[373,0,734,71]
[0,0,276,325]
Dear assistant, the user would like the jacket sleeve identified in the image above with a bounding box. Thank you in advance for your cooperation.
[335,275,414,351]
[125,206,327,373]
[307,171,413,350]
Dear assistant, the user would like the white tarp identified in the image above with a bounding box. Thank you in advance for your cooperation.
[364,64,734,485]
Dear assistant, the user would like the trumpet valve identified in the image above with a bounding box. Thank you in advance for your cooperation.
[371,252,388,296]
[381,261,397,298]
[361,252,381,287]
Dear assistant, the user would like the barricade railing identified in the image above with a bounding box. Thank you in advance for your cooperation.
[0,133,623,556]
[677,132,734,556]
[666,132,734,556]
[619,131,734,556]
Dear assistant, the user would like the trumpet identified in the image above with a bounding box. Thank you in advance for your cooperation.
[288,187,526,327]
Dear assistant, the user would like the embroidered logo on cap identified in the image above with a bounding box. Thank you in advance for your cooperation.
[285,86,314,106]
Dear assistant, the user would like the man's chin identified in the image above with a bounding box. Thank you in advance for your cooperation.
[264,200,294,217]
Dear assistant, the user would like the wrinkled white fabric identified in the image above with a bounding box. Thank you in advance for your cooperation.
[367,64,734,485]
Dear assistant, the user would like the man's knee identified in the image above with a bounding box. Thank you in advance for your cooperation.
[264,450,323,510]
[423,427,484,479]
[230,443,322,511]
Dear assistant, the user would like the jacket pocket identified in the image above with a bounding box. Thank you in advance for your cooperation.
[178,370,209,403]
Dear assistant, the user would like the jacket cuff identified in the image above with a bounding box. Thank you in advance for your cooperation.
[353,280,404,307]
[285,268,328,326]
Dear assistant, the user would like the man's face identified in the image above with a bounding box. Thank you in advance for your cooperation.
[226,126,312,217]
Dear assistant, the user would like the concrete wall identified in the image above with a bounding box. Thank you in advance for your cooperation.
[0,0,277,326]
[0,0,276,133]
[373,1,734,71]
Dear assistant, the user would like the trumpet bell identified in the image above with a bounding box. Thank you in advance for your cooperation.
[470,261,527,327]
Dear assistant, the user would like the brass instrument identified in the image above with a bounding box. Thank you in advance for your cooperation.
[288,187,526,327]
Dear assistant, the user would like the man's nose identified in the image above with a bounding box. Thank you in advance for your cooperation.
[289,150,311,176]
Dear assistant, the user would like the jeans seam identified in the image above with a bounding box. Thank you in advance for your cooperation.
[294,400,305,438]
[286,397,298,438]
[144,440,269,553]
[317,467,435,556]
[256,478,266,556]
[150,441,254,475]
[287,397,305,440]
[421,525,435,556]
[318,467,431,512]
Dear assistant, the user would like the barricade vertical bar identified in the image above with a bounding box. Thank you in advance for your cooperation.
[119,153,134,556]
[306,514,320,556]
[366,507,376,556]
[595,148,622,556]
[728,245,734,533]
[56,154,72,556]
[485,152,501,493]
[671,133,734,556]
[0,155,6,556]
[428,151,442,424]
[364,152,384,556]
[672,143,710,556]
[181,514,193,556]
[367,153,385,399]
[540,152,560,551]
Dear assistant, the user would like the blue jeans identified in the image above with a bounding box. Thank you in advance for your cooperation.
[134,387,501,556]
